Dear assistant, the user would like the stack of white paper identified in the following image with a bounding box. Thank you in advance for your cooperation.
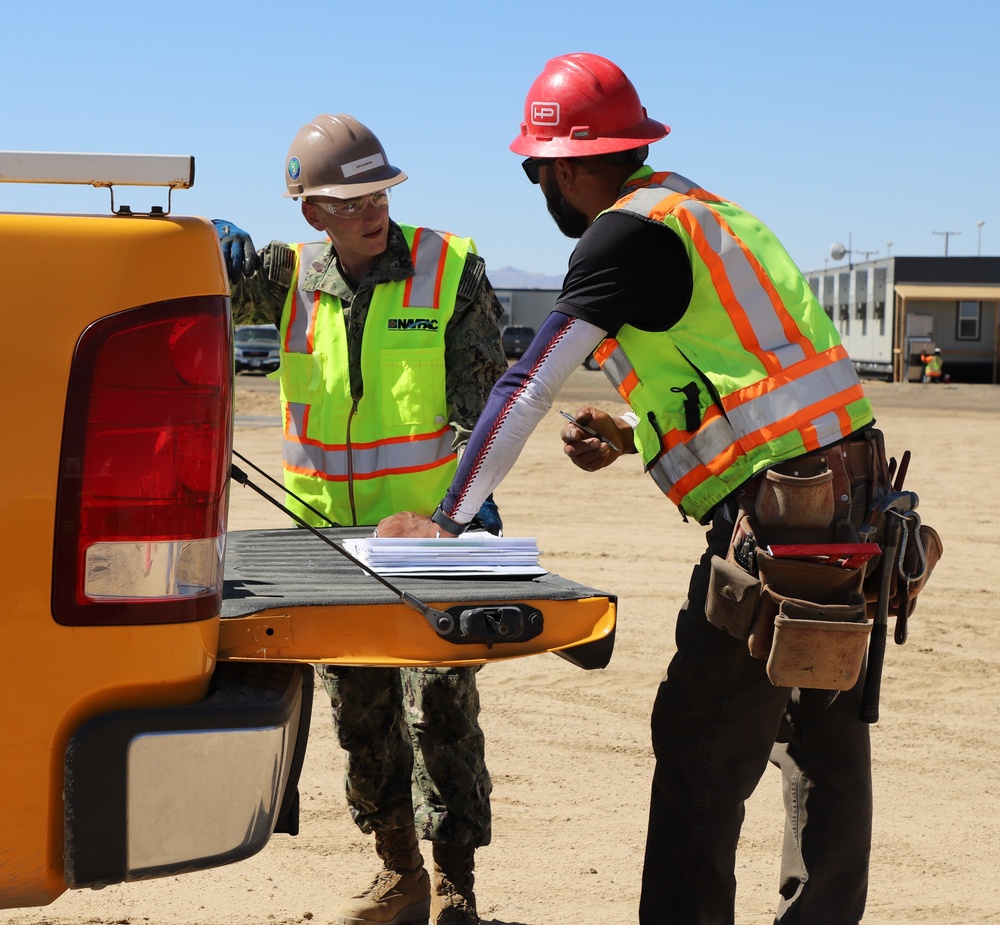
[341,535,546,577]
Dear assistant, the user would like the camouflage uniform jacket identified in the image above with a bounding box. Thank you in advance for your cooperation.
[230,221,507,452]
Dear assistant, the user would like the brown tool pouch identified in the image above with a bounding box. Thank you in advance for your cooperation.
[705,552,761,640]
[766,593,872,690]
[734,547,865,656]
[757,547,866,601]
[748,551,869,685]
[705,507,760,638]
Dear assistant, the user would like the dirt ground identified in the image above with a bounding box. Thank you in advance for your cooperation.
[7,370,999,925]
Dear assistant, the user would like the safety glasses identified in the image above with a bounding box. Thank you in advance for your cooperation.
[311,189,391,218]
[521,158,554,185]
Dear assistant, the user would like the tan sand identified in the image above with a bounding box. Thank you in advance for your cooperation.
[7,370,998,925]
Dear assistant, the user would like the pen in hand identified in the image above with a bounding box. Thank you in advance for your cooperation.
[559,410,621,453]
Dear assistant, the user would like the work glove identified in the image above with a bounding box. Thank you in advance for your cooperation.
[212,219,261,281]
[468,493,503,536]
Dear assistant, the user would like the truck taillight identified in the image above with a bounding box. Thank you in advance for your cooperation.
[53,296,233,626]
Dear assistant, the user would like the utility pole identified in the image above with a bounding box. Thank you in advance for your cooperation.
[933,230,961,256]
[978,220,985,256]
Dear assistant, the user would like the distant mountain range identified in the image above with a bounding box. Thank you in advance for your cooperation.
[489,266,564,289]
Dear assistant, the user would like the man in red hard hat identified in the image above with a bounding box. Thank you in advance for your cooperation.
[378,53,893,924]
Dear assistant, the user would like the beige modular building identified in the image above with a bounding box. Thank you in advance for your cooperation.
[805,257,1000,383]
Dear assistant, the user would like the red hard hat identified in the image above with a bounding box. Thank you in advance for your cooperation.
[509,53,669,158]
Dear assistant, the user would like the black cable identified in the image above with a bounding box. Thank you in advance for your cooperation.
[232,448,337,527]
[228,463,454,635]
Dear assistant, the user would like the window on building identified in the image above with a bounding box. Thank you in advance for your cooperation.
[957,301,981,340]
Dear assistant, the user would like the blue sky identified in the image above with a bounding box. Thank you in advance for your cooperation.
[2,1,997,278]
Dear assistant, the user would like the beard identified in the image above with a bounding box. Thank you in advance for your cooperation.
[542,172,590,239]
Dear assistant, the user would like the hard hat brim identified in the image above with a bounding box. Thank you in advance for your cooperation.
[508,119,669,158]
[283,167,407,200]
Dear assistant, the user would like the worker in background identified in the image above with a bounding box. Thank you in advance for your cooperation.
[377,54,890,924]
[921,346,944,384]
[215,114,507,925]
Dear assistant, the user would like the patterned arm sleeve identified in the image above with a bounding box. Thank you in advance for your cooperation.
[437,312,607,529]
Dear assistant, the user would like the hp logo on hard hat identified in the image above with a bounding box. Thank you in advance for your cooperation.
[530,102,560,126]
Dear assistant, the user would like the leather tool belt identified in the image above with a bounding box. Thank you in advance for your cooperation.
[705,427,942,691]
[735,427,891,541]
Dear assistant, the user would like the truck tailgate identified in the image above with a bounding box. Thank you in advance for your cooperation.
[221,527,616,669]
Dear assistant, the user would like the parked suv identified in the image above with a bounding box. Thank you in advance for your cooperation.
[501,324,535,358]
[234,323,280,373]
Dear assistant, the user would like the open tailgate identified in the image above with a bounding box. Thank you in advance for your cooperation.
[221,527,616,669]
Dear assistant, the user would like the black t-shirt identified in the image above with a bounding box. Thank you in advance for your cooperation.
[554,211,693,336]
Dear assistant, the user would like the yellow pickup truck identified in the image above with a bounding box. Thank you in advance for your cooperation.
[0,152,616,911]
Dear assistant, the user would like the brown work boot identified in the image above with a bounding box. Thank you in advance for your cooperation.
[430,844,478,925]
[334,826,430,925]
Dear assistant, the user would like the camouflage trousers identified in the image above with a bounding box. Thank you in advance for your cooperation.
[317,664,492,847]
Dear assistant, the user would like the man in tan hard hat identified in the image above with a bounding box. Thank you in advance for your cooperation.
[216,113,506,925]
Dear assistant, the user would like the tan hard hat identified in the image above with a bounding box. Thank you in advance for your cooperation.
[283,114,407,199]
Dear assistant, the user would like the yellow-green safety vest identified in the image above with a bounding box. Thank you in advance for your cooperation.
[595,167,873,523]
[277,225,472,526]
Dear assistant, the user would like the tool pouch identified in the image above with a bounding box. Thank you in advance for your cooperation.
[753,549,870,688]
[766,593,871,690]
[754,459,834,531]
[707,428,940,688]
[706,509,761,639]
[706,553,761,640]
[757,547,866,601]
[745,549,867,659]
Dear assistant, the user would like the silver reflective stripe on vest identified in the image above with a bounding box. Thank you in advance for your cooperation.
[647,413,740,496]
[283,428,455,480]
[623,187,807,368]
[598,343,632,393]
[625,171,700,198]
[286,401,307,438]
[646,354,862,496]
[405,229,449,308]
[608,333,860,499]
[725,355,860,444]
[285,242,328,353]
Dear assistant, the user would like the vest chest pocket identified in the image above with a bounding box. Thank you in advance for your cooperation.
[380,347,447,434]
[279,351,328,404]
